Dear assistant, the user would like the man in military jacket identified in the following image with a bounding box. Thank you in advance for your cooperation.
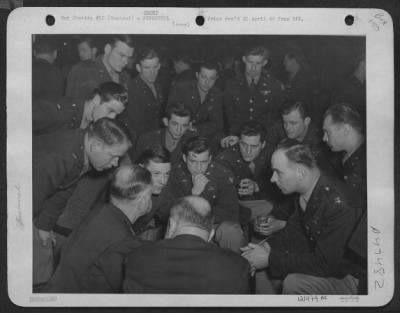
[66,35,134,101]
[156,136,246,253]
[168,61,224,141]
[134,101,196,164]
[215,121,271,200]
[126,48,164,138]
[33,82,127,135]
[223,46,284,138]
[33,118,132,287]
[323,103,367,293]
[241,140,359,295]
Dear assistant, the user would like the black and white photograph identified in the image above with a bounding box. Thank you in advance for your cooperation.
[6,7,394,307]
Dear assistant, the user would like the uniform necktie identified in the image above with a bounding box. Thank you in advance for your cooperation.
[299,195,307,212]
[149,84,158,99]
[249,161,255,175]
[250,79,256,88]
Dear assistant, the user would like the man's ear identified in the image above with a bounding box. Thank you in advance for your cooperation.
[304,116,311,127]
[162,117,168,127]
[165,218,177,239]
[295,165,306,180]
[89,137,102,153]
[262,59,268,67]
[208,228,216,242]
[195,72,199,80]
[182,154,187,163]
[104,44,111,56]
[343,124,351,136]
[136,63,141,73]
[242,56,247,64]
[261,140,266,149]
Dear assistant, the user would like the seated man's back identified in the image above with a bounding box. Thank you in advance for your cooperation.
[124,196,250,294]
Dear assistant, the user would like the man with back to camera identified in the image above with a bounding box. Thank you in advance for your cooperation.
[123,196,251,294]
[168,61,224,143]
[133,101,196,165]
[241,140,360,295]
[132,144,172,239]
[66,34,134,101]
[156,136,246,253]
[322,103,367,293]
[33,81,127,135]
[221,45,284,148]
[44,165,153,293]
[32,118,132,288]
[126,48,164,138]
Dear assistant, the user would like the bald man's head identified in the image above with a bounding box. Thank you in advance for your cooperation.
[169,196,214,232]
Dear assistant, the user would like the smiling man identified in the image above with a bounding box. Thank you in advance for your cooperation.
[133,101,196,164]
[32,118,132,288]
[33,82,127,135]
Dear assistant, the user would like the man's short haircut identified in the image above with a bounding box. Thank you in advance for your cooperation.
[88,82,128,106]
[110,165,152,200]
[324,103,364,134]
[275,139,316,169]
[77,36,96,48]
[165,101,192,120]
[243,46,269,60]
[33,35,57,54]
[281,101,310,119]
[239,121,266,142]
[137,144,171,166]
[170,197,214,232]
[173,54,191,65]
[87,118,132,148]
[137,48,159,64]
[182,136,210,156]
[198,60,219,74]
[107,34,135,49]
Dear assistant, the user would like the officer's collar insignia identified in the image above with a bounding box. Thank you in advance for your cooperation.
[334,197,342,204]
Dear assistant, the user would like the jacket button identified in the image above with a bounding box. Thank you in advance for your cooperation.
[249,99,253,103]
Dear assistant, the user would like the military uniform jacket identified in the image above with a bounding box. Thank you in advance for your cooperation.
[168,80,224,138]
[32,58,64,100]
[126,76,164,138]
[224,71,284,134]
[123,234,250,294]
[33,96,85,135]
[66,58,130,101]
[215,143,272,200]
[33,129,87,231]
[157,161,239,224]
[45,203,143,293]
[267,173,356,279]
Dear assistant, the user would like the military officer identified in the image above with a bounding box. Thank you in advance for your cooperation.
[33,81,127,135]
[241,140,359,295]
[156,136,246,253]
[126,48,164,138]
[33,118,132,288]
[168,61,224,141]
[66,35,134,101]
[215,121,271,200]
[222,46,284,147]
[322,103,367,293]
[133,101,196,164]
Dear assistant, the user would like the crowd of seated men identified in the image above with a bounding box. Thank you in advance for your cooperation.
[32,34,367,294]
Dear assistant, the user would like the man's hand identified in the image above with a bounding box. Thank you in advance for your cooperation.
[191,174,209,195]
[240,242,271,273]
[38,229,56,247]
[254,217,287,236]
[220,135,239,148]
[238,178,259,196]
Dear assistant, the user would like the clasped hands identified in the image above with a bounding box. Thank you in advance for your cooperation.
[241,241,271,276]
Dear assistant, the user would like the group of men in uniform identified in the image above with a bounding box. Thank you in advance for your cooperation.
[32,34,367,295]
